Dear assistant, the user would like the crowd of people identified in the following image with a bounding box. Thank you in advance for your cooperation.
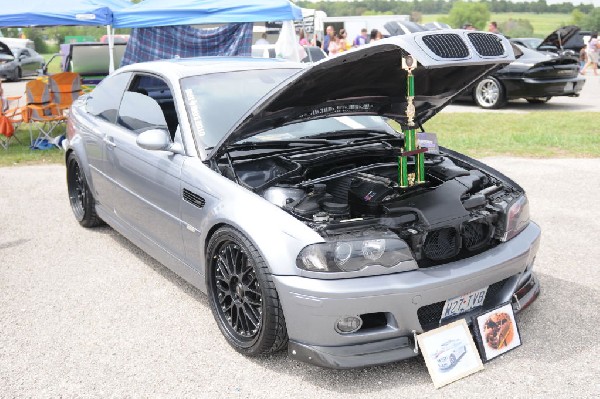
[321,25,383,56]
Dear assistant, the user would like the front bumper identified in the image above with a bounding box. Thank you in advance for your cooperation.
[503,76,585,98]
[275,222,541,369]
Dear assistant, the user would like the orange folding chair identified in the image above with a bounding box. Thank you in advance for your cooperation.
[25,79,67,146]
[48,72,83,115]
[0,95,24,149]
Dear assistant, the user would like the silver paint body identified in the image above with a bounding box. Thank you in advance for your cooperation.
[66,32,540,368]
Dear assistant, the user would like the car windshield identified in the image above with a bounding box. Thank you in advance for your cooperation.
[180,68,299,149]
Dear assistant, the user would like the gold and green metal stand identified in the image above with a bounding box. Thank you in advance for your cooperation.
[398,55,427,188]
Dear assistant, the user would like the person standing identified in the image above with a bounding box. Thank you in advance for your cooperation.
[255,33,269,45]
[488,21,500,34]
[322,25,335,55]
[328,33,343,56]
[580,32,599,76]
[353,28,369,47]
[299,29,309,46]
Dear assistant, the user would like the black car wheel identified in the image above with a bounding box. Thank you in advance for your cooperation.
[206,227,287,356]
[474,77,506,109]
[67,152,103,227]
[11,67,22,82]
[526,96,551,104]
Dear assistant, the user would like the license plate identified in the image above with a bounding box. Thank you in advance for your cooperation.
[440,286,488,321]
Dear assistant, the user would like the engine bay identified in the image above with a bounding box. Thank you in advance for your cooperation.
[216,139,524,267]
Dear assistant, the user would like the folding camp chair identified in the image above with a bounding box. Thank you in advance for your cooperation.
[48,72,83,115]
[25,80,66,146]
[0,95,24,149]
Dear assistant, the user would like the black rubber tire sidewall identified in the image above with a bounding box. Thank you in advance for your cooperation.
[66,152,102,228]
[206,227,288,357]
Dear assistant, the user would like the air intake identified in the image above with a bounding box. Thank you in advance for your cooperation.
[183,188,205,209]
[467,33,505,57]
[422,34,469,59]
[463,221,490,251]
[423,228,459,260]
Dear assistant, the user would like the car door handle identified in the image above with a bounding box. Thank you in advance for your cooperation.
[103,136,117,148]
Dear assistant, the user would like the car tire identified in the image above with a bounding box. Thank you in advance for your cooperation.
[525,96,551,104]
[66,152,103,228]
[10,67,22,82]
[474,77,506,109]
[206,226,288,356]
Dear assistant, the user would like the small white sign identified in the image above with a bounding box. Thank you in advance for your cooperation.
[75,14,97,21]
[417,319,484,389]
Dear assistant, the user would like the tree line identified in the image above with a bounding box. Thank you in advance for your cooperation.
[296,0,596,17]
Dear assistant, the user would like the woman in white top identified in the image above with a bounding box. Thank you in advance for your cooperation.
[580,32,599,76]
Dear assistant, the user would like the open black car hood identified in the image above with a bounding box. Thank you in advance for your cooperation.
[210,30,516,159]
[537,25,580,50]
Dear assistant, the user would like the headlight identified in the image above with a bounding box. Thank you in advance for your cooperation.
[296,233,414,273]
[502,195,530,241]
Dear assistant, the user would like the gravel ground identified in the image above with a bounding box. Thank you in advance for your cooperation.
[1,158,599,398]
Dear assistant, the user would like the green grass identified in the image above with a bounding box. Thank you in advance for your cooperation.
[0,124,65,166]
[422,12,572,37]
[422,112,600,158]
[2,112,599,167]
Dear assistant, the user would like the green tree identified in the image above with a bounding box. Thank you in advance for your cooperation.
[582,9,600,31]
[500,19,534,37]
[571,9,586,27]
[445,1,491,30]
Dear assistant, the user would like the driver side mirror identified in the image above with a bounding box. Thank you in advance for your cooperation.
[136,129,184,155]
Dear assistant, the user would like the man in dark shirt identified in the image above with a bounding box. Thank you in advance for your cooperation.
[322,25,335,55]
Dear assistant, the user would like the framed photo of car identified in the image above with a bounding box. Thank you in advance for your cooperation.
[417,319,484,389]
[473,302,522,362]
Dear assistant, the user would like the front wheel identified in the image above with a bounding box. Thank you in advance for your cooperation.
[66,152,103,227]
[206,227,287,356]
[474,77,506,109]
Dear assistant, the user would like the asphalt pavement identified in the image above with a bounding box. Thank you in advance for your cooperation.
[1,158,599,397]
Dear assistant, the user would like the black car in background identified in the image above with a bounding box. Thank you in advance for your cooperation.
[385,23,586,109]
[469,44,585,108]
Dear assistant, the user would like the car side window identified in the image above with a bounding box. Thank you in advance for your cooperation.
[86,72,132,123]
[20,49,30,57]
[117,91,168,133]
[120,74,178,138]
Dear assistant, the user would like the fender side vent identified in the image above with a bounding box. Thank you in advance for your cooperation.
[467,32,505,57]
[183,188,205,209]
[422,34,469,59]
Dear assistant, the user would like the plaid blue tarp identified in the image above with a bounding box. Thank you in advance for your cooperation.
[121,23,253,66]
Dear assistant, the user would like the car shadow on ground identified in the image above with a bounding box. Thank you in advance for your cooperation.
[449,100,598,113]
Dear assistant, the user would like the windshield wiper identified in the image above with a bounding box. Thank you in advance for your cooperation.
[301,129,394,140]
[227,139,333,150]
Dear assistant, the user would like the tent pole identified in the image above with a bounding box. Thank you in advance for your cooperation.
[107,25,115,73]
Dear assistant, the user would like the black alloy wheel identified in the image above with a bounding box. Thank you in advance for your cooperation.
[66,153,102,227]
[206,227,287,356]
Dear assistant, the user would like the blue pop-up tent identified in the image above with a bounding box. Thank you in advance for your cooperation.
[0,0,130,72]
[113,0,303,28]
[0,0,130,27]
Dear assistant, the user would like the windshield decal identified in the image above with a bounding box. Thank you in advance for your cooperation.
[184,88,205,137]
[297,103,376,120]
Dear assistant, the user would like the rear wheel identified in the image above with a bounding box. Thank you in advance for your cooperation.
[66,153,103,227]
[474,77,506,109]
[11,67,21,82]
[206,227,287,356]
[525,96,551,104]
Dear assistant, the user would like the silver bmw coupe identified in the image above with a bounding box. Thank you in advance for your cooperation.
[65,31,540,369]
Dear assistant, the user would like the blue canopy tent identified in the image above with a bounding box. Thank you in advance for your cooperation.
[0,0,129,27]
[113,0,303,28]
[113,0,304,66]
[0,0,131,72]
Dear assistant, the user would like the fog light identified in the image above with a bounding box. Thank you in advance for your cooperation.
[335,315,363,334]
